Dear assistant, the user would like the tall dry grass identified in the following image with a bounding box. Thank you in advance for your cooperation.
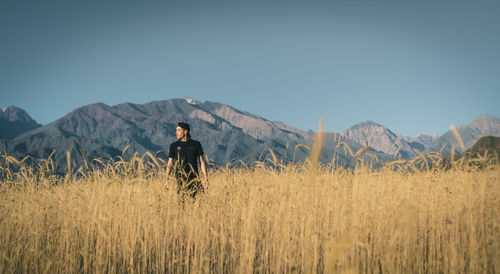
[0,144,499,273]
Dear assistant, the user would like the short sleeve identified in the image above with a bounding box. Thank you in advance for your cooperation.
[197,141,204,156]
[168,143,176,159]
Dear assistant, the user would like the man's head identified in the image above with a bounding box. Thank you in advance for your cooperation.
[176,122,191,140]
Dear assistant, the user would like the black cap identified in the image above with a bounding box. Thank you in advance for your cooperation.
[177,122,190,131]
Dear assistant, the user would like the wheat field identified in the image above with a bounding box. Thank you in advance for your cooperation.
[0,146,499,273]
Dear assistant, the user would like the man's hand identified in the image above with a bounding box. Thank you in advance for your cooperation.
[199,155,209,192]
[165,157,173,191]
[203,178,209,191]
[164,178,170,191]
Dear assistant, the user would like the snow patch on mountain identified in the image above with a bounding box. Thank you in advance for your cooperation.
[184,97,200,105]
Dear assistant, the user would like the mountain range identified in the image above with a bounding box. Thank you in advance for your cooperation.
[1,97,499,172]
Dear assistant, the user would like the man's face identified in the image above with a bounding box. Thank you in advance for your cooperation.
[176,126,187,139]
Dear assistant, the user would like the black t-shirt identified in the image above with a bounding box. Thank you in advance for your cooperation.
[169,139,204,179]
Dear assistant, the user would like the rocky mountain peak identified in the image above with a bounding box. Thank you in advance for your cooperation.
[340,120,420,158]
[468,114,500,135]
[423,114,500,154]
[341,121,400,155]
[198,100,310,140]
[1,105,41,140]
[1,105,36,123]
[184,97,201,105]
[348,120,382,130]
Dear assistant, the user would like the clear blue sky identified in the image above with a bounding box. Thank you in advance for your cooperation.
[1,0,499,136]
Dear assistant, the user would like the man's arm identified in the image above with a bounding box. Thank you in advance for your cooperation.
[199,155,208,190]
[165,157,173,190]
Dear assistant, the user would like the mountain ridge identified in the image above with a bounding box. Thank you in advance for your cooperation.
[0,99,314,170]
[340,120,423,158]
[424,114,500,155]
[1,98,499,171]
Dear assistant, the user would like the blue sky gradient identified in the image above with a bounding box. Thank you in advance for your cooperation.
[1,0,499,136]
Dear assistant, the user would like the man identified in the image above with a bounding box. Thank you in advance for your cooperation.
[165,122,208,198]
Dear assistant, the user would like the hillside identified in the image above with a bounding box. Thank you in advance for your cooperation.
[458,135,500,160]
[424,115,500,155]
[340,121,429,158]
[0,106,41,140]
[0,98,316,169]
[1,99,499,171]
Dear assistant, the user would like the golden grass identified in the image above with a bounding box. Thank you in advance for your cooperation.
[450,124,466,151]
[0,145,499,273]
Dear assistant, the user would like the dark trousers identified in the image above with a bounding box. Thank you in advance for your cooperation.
[176,175,204,199]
